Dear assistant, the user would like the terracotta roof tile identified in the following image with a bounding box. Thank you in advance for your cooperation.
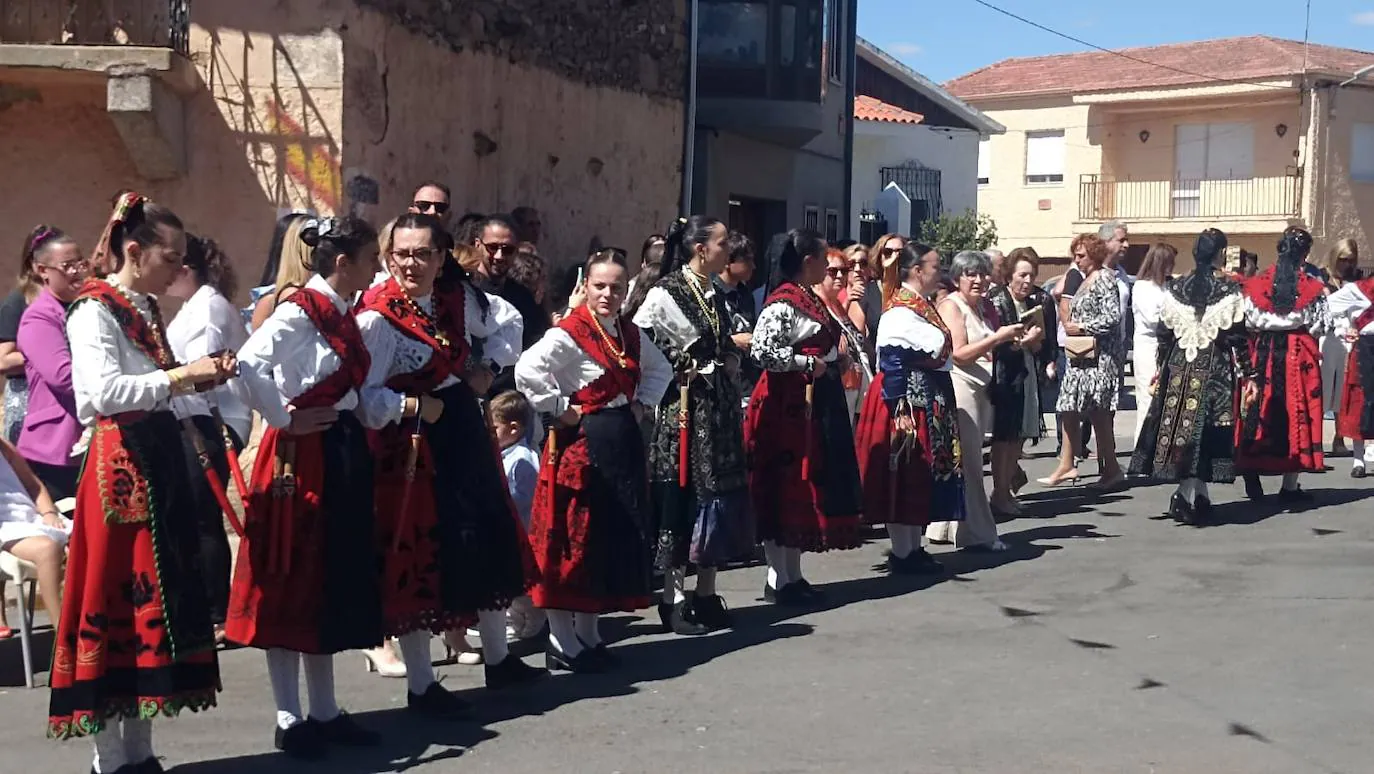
[855,95,924,125]
[945,35,1374,100]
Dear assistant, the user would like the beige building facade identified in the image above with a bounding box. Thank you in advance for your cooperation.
[0,0,685,299]
[948,36,1374,272]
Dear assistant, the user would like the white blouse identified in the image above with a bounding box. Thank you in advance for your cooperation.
[1243,295,1329,336]
[1131,280,1167,340]
[1328,282,1374,335]
[67,282,175,424]
[357,282,524,428]
[515,318,673,417]
[877,299,953,372]
[751,294,840,372]
[631,268,716,369]
[166,284,253,441]
[236,275,377,430]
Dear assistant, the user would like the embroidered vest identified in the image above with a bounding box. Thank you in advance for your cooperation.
[359,277,470,395]
[763,281,838,357]
[886,287,953,363]
[557,305,641,412]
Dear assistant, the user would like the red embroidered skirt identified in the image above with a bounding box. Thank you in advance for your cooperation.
[225,412,384,654]
[1237,331,1325,474]
[854,372,965,527]
[744,370,862,552]
[529,408,652,614]
[1338,345,1367,440]
[49,412,219,739]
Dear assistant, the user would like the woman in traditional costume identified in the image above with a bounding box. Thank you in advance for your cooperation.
[1130,230,1249,523]
[227,216,388,759]
[855,242,962,573]
[49,193,234,773]
[1236,226,1329,501]
[517,250,672,670]
[357,213,542,704]
[1323,245,1374,477]
[745,230,864,605]
[630,215,754,635]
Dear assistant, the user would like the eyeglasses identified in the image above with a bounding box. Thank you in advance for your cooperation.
[412,200,450,215]
[483,242,517,257]
[880,246,900,256]
[825,266,850,279]
[38,258,89,275]
[390,247,441,265]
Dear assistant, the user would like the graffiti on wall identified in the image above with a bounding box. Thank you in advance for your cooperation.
[266,100,342,213]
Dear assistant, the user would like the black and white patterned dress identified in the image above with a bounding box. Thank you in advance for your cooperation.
[1056,272,1123,413]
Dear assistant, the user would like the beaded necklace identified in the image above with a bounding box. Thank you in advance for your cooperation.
[113,281,174,367]
[588,311,628,368]
[402,291,451,349]
[683,265,720,338]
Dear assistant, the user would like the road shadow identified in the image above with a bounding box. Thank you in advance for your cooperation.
[1199,486,1374,527]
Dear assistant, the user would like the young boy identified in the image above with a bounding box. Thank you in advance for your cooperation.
[489,390,546,639]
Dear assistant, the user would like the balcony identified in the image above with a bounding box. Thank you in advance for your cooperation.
[0,0,195,179]
[1077,170,1303,231]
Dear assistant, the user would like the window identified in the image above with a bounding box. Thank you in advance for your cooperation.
[1354,124,1374,182]
[1174,123,1254,181]
[977,138,991,185]
[824,208,839,242]
[699,2,768,65]
[825,0,842,84]
[1024,130,1064,185]
[804,205,820,231]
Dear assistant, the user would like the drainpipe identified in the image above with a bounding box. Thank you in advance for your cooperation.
[841,0,858,240]
[679,0,699,218]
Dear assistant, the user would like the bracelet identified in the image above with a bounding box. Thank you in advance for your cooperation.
[403,397,419,418]
[166,367,191,395]
[40,510,62,520]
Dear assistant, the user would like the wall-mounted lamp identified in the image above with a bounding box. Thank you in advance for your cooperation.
[1275,123,1288,138]
[1138,130,1150,143]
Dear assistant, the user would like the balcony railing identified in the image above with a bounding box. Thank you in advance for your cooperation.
[1078,170,1302,222]
[0,0,189,54]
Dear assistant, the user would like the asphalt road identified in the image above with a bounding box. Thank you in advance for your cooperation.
[3,412,1373,773]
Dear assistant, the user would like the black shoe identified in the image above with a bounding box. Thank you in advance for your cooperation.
[1353,466,1367,479]
[406,682,472,719]
[1193,495,1212,524]
[762,581,807,605]
[1168,492,1194,524]
[663,599,710,636]
[692,593,733,630]
[484,655,548,689]
[888,548,944,576]
[1243,474,1264,501]
[578,641,621,669]
[545,645,606,674]
[313,712,380,747]
[793,578,825,602]
[136,760,165,774]
[1278,487,1314,504]
[275,720,327,760]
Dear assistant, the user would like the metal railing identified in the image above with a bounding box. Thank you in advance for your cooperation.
[0,0,190,54]
[1078,169,1302,222]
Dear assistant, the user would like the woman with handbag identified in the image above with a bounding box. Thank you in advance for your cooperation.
[1042,234,1125,490]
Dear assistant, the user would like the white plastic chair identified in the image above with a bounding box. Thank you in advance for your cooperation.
[1,495,74,688]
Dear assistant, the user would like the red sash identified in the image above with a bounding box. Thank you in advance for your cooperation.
[557,305,641,412]
[1243,266,1326,315]
[285,287,370,407]
[359,277,469,395]
[886,287,954,362]
[764,281,839,357]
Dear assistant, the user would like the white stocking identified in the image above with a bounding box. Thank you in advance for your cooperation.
[1281,472,1301,492]
[694,567,717,597]
[785,547,804,583]
[92,727,127,774]
[303,653,339,722]
[546,609,584,657]
[888,524,916,558]
[122,718,153,764]
[397,631,436,696]
[477,609,510,665]
[266,648,303,730]
[763,541,789,589]
[662,567,686,604]
[574,612,602,648]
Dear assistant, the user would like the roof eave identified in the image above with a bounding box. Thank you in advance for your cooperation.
[857,36,1005,134]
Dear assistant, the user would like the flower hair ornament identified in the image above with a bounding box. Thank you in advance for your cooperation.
[91,191,146,277]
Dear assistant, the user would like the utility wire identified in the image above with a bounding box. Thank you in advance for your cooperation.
[967,0,1292,91]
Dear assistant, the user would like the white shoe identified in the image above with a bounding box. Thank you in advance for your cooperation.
[362,647,407,678]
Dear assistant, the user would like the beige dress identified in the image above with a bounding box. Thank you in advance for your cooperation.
[927,294,1001,548]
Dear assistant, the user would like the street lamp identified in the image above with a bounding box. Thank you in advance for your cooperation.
[1339,64,1374,88]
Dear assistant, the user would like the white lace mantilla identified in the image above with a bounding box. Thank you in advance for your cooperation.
[1158,292,1246,362]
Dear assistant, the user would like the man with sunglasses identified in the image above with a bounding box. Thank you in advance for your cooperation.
[474,215,551,395]
[409,181,453,228]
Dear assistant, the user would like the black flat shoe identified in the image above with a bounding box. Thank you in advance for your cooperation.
[1243,474,1264,501]
[1278,487,1314,504]
[578,640,621,669]
[275,720,327,760]
[793,579,825,601]
[406,682,472,719]
[1193,495,1212,524]
[762,581,807,605]
[1353,466,1367,479]
[1169,492,1194,524]
[663,599,710,636]
[484,655,548,689]
[313,712,380,747]
[888,548,944,576]
[545,645,605,674]
[691,593,733,630]
[133,759,164,774]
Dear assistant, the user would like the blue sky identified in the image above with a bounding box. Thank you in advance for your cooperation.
[858,0,1374,85]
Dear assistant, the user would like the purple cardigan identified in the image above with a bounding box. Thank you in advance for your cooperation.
[17,289,80,467]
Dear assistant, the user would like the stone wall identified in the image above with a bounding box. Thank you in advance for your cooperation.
[354,0,686,101]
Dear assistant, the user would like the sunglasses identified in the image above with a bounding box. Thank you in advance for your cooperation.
[880,246,900,256]
[483,242,517,257]
[825,267,850,279]
[412,200,450,215]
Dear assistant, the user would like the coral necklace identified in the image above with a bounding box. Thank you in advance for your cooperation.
[589,311,628,368]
